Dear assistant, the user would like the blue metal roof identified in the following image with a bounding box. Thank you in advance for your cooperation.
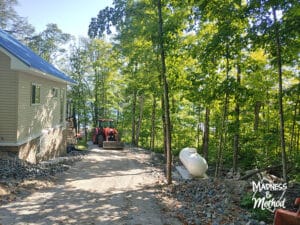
[0,29,75,84]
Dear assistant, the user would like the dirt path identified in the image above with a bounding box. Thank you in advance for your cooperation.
[0,146,180,225]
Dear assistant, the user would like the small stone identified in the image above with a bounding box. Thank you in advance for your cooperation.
[194,218,201,225]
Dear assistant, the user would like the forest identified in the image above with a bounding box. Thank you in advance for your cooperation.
[1,0,299,184]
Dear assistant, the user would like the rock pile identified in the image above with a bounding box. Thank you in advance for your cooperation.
[0,150,87,182]
[161,179,268,225]
[149,152,271,225]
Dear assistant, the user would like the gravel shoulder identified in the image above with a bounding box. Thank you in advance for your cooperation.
[0,146,180,225]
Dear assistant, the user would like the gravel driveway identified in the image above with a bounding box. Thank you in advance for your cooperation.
[0,146,180,225]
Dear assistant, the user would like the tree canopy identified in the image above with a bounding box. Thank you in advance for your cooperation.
[3,0,299,183]
[86,0,299,182]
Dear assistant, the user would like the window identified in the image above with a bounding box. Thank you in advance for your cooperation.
[31,83,41,104]
[52,87,59,98]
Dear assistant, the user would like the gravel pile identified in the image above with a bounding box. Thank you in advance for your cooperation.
[160,178,269,225]
[148,152,271,225]
[0,150,88,182]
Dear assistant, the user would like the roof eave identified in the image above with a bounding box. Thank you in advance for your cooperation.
[0,47,76,85]
[28,67,75,85]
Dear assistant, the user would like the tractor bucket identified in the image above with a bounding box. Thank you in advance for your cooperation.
[103,141,124,150]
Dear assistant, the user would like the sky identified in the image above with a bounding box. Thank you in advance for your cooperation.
[16,0,113,37]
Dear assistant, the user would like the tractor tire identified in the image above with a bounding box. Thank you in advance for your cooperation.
[93,138,97,145]
[93,135,98,144]
[98,135,104,147]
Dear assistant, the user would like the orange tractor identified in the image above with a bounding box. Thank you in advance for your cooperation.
[92,119,124,149]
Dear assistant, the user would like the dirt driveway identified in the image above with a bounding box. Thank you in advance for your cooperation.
[0,146,180,225]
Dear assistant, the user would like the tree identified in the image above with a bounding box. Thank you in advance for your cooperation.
[68,40,92,142]
[157,0,172,184]
[27,23,71,63]
[85,0,299,183]
[186,0,250,176]
[88,39,122,124]
[247,0,300,182]
[0,0,35,40]
[88,0,175,182]
[0,0,17,27]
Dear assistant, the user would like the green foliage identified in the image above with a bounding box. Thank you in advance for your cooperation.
[4,0,299,182]
[0,0,35,41]
[81,0,300,181]
[27,23,71,62]
[240,192,254,209]
[290,153,300,182]
[251,209,272,223]
[75,140,88,151]
[240,192,273,222]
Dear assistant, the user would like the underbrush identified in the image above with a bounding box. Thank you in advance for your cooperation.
[240,192,273,223]
[75,139,88,150]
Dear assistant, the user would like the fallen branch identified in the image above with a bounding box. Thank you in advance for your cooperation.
[239,165,282,180]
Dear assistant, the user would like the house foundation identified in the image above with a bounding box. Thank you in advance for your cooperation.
[0,127,67,164]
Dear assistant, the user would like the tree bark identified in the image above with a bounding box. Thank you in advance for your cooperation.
[233,63,241,173]
[296,128,300,153]
[239,165,282,180]
[131,90,137,146]
[272,7,288,183]
[72,104,78,136]
[254,101,261,132]
[202,107,210,161]
[101,71,107,117]
[157,0,172,184]
[215,94,228,178]
[94,69,99,126]
[289,91,299,156]
[196,106,201,151]
[215,45,230,178]
[135,94,144,147]
[150,95,157,151]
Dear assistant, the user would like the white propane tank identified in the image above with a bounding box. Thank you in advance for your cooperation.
[179,147,208,177]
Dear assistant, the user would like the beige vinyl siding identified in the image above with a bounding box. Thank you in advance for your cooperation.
[0,51,17,143]
[17,72,67,143]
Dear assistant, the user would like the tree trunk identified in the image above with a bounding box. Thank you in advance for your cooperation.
[272,7,287,183]
[296,128,300,154]
[196,106,201,151]
[83,104,88,143]
[161,93,167,158]
[239,165,282,180]
[215,45,230,178]
[80,86,88,143]
[289,90,299,156]
[157,0,172,184]
[215,94,228,178]
[135,94,144,147]
[94,69,99,126]
[202,107,210,161]
[254,101,261,132]
[150,95,157,151]
[233,63,241,173]
[75,90,81,135]
[131,90,137,146]
[72,104,78,135]
[101,72,107,117]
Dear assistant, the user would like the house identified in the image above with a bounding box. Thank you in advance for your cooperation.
[0,29,75,163]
